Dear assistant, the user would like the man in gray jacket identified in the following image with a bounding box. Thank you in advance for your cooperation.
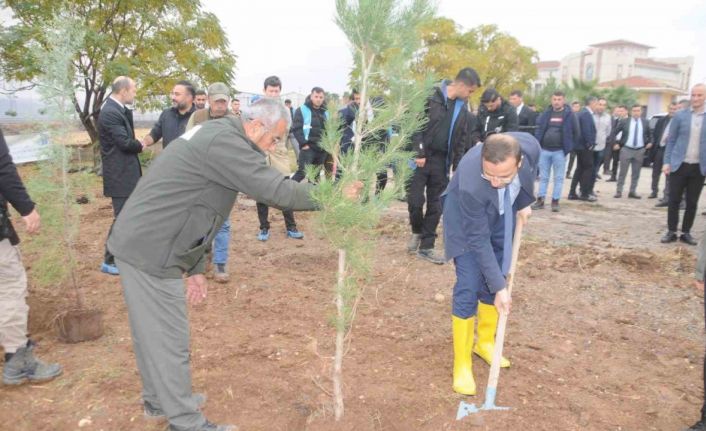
[108,98,359,431]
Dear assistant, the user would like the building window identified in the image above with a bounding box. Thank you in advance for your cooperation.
[617,65,623,79]
[585,63,594,81]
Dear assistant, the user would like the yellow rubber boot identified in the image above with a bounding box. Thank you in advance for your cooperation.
[452,315,476,395]
[473,302,511,368]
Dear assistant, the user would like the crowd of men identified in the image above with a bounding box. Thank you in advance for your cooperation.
[0,67,705,431]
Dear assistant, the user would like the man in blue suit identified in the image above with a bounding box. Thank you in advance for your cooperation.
[661,84,706,246]
[441,132,538,395]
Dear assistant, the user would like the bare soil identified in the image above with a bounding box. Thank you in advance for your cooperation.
[1,164,704,431]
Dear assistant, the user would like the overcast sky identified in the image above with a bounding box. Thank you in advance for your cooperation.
[203,0,706,95]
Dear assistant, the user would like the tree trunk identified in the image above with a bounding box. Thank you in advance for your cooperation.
[333,248,346,421]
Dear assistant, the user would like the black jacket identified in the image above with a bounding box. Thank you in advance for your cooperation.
[615,117,652,148]
[475,99,519,143]
[149,104,196,149]
[517,104,537,132]
[411,80,476,171]
[653,115,673,147]
[292,96,328,150]
[0,129,35,245]
[99,98,143,198]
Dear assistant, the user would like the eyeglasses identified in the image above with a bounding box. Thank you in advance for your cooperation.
[480,171,516,185]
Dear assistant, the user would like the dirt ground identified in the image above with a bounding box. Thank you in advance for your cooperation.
[1,160,704,431]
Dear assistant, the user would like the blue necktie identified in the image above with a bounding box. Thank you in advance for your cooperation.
[501,187,513,275]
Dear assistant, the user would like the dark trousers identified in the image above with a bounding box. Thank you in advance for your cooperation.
[603,147,620,178]
[667,163,705,233]
[256,202,296,231]
[590,149,605,193]
[291,147,331,182]
[566,151,576,177]
[408,154,448,250]
[104,196,127,265]
[651,146,665,196]
[569,148,594,197]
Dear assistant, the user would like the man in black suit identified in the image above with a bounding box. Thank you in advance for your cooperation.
[98,76,151,275]
[651,102,678,202]
[568,96,598,201]
[509,90,537,133]
[614,105,652,199]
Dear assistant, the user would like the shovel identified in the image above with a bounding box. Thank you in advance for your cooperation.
[457,219,525,420]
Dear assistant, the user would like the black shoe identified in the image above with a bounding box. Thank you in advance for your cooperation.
[613,192,622,198]
[655,200,668,208]
[551,199,560,212]
[596,174,602,180]
[628,192,641,199]
[566,174,572,179]
[685,417,706,430]
[416,248,445,265]
[580,194,597,202]
[567,193,579,200]
[660,231,677,243]
[606,177,617,182]
[680,202,686,210]
[531,197,545,210]
[648,192,658,199]
[680,232,698,245]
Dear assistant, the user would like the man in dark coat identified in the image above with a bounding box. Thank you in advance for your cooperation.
[407,67,480,264]
[98,76,151,274]
[441,132,538,395]
[509,90,537,133]
[568,96,598,201]
[474,88,519,144]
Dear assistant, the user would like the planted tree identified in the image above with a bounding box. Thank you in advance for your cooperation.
[309,0,434,420]
[24,14,103,343]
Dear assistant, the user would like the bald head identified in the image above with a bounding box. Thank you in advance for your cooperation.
[111,76,137,105]
[691,83,705,112]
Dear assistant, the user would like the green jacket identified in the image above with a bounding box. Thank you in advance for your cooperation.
[108,116,316,278]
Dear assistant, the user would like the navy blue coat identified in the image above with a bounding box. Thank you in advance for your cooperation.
[534,104,575,155]
[575,107,597,151]
[442,132,540,293]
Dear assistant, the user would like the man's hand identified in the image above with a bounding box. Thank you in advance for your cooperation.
[186,274,208,305]
[301,145,310,151]
[415,158,426,168]
[662,164,670,175]
[494,288,512,316]
[517,205,531,226]
[693,279,704,292]
[22,209,40,234]
[342,181,364,201]
[646,143,653,150]
[613,144,620,151]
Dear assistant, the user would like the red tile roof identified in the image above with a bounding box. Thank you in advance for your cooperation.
[598,76,676,89]
[590,39,654,49]
[634,58,679,69]
[535,61,560,69]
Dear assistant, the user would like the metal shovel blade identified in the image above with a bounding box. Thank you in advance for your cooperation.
[456,401,480,420]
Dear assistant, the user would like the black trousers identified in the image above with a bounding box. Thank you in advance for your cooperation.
[667,163,705,233]
[104,196,127,265]
[566,151,576,177]
[569,148,594,197]
[651,146,665,195]
[256,202,296,231]
[292,147,331,182]
[407,154,448,250]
